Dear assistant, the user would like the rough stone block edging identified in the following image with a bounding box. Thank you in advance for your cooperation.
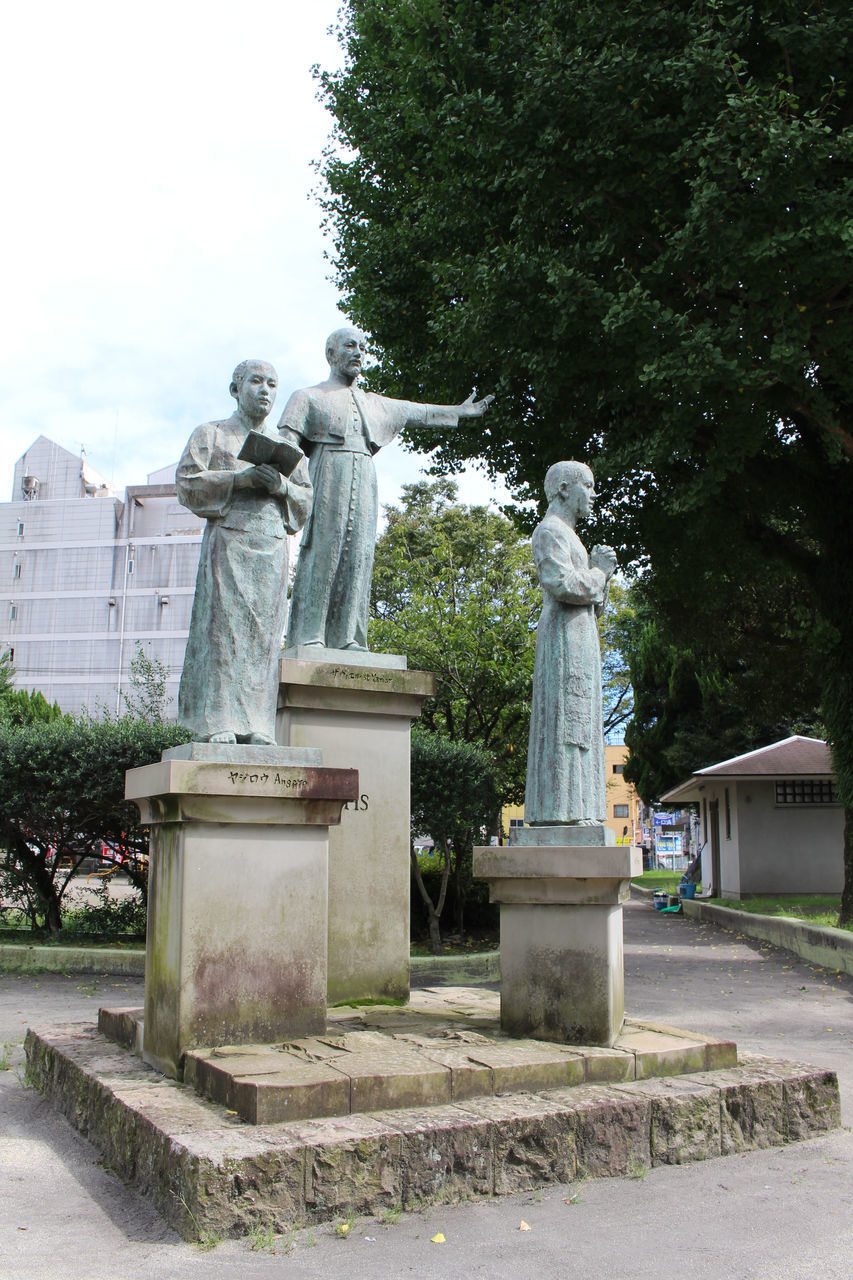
[25,1023,840,1243]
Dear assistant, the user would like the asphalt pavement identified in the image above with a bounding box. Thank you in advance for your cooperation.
[2,896,852,1280]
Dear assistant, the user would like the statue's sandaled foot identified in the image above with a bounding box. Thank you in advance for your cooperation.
[245,733,276,746]
[208,731,237,744]
[342,642,368,652]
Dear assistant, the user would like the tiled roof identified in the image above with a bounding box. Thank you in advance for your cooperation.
[659,736,833,803]
[695,735,831,778]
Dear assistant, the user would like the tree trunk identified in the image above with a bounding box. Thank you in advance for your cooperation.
[812,476,853,928]
[45,894,63,935]
[839,807,853,926]
[409,842,450,955]
[11,837,64,935]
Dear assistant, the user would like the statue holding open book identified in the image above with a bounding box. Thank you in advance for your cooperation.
[176,359,312,744]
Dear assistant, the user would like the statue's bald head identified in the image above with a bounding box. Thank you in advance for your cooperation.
[326,326,366,364]
[544,461,592,504]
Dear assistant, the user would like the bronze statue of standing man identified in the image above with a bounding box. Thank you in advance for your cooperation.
[525,461,617,827]
[277,327,493,652]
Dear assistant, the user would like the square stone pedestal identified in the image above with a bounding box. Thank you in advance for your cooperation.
[125,744,357,1078]
[474,828,642,1047]
[278,652,435,1003]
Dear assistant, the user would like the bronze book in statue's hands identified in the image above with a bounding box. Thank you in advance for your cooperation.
[238,431,304,476]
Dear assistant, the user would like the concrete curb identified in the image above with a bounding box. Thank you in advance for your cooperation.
[0,943,499,986]
[630,884,853,977]
[680,899,853,977]
[0,943,146,976]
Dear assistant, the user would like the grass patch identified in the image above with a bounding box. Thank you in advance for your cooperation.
[631,871,684,893]
[706,895,850,932]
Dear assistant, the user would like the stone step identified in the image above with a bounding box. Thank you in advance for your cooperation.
[25,1019,840,1243]
[98,987,735,1125]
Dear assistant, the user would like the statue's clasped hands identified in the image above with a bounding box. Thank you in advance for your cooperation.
[589,544,618,578]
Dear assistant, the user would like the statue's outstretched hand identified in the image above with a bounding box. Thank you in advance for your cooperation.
[457,392,495,418]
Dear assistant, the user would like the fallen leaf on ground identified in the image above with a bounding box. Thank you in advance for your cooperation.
[519,1221,532,1231]
[431,1232,446,1244]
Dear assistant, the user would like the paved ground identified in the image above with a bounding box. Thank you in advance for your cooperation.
[2,896,852,1280]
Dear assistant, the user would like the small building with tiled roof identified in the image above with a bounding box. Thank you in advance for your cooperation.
[660,736,843,899]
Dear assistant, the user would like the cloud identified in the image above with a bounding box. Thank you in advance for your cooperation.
[0,0,514,515]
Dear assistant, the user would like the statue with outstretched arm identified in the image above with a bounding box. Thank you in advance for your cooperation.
[278,326,493,653]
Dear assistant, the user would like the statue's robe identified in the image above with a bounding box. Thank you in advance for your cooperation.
[524,511,609,824]
[278,381,458,650]
[176,415,312,741]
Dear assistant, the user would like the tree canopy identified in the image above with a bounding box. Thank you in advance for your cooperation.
[320,0,853,917]
[623,567,823,802]
[320,2,852,529]
[370,479,539,804]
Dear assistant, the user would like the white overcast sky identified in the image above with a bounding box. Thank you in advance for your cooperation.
[0,0,510,513]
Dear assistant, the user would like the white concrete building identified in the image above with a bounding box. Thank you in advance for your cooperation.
[660,736,843,898]
[0,437,204,717]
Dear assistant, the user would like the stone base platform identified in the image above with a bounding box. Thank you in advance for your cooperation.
[25,989,841,1242]
[97,987,737,1125]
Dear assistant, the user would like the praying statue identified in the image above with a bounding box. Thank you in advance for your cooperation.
[524,461,617,826]
[277,326,493,652]
[177,360,312,743]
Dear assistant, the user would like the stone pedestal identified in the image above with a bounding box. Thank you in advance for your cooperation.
[474,826,642,1047]
[278,652,435,1003]
[125,743,357,1079]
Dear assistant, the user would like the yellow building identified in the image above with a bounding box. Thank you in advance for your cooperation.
[502,745,640,846]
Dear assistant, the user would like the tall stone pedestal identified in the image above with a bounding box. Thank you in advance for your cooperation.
[474,827,642,1046]
[278,650,435,1003]
[125,743,357,1079]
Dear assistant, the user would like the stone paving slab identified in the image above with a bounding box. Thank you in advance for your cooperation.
[24,1020,840,1242]
[99,989,739,1126]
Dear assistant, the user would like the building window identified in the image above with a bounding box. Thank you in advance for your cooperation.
[612,764,624,774]
[508,818,524,828]
[16,521,24,536]
[12,561,21,579]
[9,604,17,621]
[725,788,731,839]
[775,780,838,805]
[613,804,629,819]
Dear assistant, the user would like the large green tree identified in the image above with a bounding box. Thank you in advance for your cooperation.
[319,0,853,918]
[623,569,823,802]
